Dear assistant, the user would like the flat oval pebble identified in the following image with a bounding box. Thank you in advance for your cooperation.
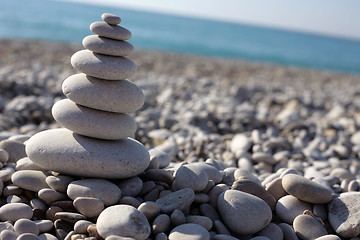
[90,21,131,40]
[0,139,26,162]
[34,220,53,233]
[117,176,143,197]
[278,223,298,240]
[38,233,58,240]
[186,215,213,231]
[328,192,360,238]
[293,214,327,240]
[67,179,121,206]
[62,73,144,113]
[152,214,170,234]
[14,219,39,235]
[155,188,195,214]
[0,230,18,240]
[282,174,333,204]
[276,195,312,224]
[148,148,171,169]
[217,190,272,235]
[73,197,104,218]
[314,235,341,240]
[52,99,136,140]
[15,157,46,171]
[256,223,283,240]
[97,205,150,240]
[45,175,74,193]
[0,203,33,222]
[17,233,40,240]
[137,201,161,220]
[11,170,49,192]
[25,128,150,179]
[173,164,208,192]
[102,13,121,25]
[168,223,210,240]
[71,49,136,80]
[55,212,87,223]
[38,188,67,203]
[83,35,134,56]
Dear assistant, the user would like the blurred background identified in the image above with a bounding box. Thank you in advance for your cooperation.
[0,0,360,74]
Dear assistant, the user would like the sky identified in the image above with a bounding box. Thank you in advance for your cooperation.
[59,0,360,40]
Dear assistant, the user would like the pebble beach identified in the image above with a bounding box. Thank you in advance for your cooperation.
[0,21,360,240]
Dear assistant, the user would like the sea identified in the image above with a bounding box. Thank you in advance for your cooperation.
[1,0,360,75]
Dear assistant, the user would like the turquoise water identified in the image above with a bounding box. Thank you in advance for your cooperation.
[1,0,360,74]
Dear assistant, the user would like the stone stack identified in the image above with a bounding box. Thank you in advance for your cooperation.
[25,13,150,179]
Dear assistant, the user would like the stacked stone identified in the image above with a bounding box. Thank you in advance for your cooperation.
[25,13,150,179]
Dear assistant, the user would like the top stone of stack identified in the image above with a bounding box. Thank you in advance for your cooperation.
[102,13,121,25]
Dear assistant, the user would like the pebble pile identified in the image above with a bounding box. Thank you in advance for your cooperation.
[0,13,359,240]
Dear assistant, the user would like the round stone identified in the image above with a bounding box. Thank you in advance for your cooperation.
[173,164,208,192]
[293,214,327,240]
[38,188,67,203]
[0,203,33,222]
[38,233,58,240]
[97,205,150,240]
[169,223,210,240]
[217,190,272,235]
[101,13,121,25]
[45,175,74,193]
[116,176,143,197]
[52,99,136,140]
[25,128,150,179]
[11,170,49,192]
[15,157,46,171]
[328,192,360,238]
[282,174,333,204]
[73,197,104,218]
[67,179,121,206]
[71,49,136,80]
[83,35,133,56]
[62,74,144,113]
[0,139,26,162]
[90,21,131,40]
[276,195,312,224]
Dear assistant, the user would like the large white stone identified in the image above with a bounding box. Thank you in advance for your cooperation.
[71,50,136,80]
[62,73,144,113]
[90,21,131,40]
[25,128,150,179]
[52,99,136,140]
[82,35,134,56]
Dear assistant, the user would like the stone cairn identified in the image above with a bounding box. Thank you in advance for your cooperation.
[25,13,150,179]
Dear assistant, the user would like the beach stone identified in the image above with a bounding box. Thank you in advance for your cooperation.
[282,174,333,204]
[14,218,39,235]
[26,128,150,179]
[11,170,49,192]
[38,188,67,203]
[278,223,298,240]
[74,220,92,234]
[0,139,26,162]
[71,49,135,80]
[213,234,239,240]
[62,73,144,113]
[54,219,73,240]
[252,152,276,165]
[213,220,231,235]
[231,179,276,210]
[55,212,87,223]
[0,230,19,240]
[155,188,195,214]
[102,13,121,25]
[328,192,360,238]
[17,233,40,240]
[276,195,312,224]
[90,21,131,40]
[199,203,221,222]
[170,209,186,227]
[152,214,170,235]
[293,214,327,240]
[265,177,287,201]
[117,176,143,197]
[16,157,45,171]
[217,190,272,235]
[34,220,53,233]
[0,149,9,162]
[38,233,58,240]
[168,223,210,240]
[314,235,341,240]
[196,162,223,183]
[257,223,283,240]
[0,222,14,231]
[0,166,15,182]
[329,168,355,181]
[0,203,33,222]
[186,215,213,231]
[46,175,74,193]
[173,164,208,192]
[144,169,173,184]
[148,148,171,169]
[233,169,261,185]
[97,205,150,240]
[208,184,230,208]
[138,201,160,221]
[52,99,136,140]
[350,131,360,145]
[67,179,121,206]
[73,197,104,218]
[83,35,133,56]
[230,133,251,154]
